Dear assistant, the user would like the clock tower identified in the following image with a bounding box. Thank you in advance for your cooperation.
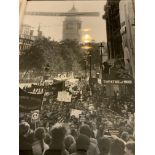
[63,5,82,42]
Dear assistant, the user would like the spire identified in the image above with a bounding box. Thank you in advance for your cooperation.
[73,0,75,9]
[38,24,40,32]
[37,24,42,37]
[69,4,77,13]
[72,3,75,10]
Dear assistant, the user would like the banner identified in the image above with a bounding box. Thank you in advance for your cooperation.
[108,129,119,136]
[70,109,82,118]
[57,91,72,102]
[79,114,86,122]
[65,78,79,87]
[97,78,102,84]
[102,80,133,84]
[31,110,40,123]
[19,88,44,112]
[48,81,65,92]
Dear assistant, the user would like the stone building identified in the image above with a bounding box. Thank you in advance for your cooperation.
[63,5,82,42]
[103,0,135,78]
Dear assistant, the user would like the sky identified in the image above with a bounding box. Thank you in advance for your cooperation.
[23,0,107,42]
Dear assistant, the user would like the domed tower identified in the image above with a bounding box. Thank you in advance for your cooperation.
[63,5,82,41]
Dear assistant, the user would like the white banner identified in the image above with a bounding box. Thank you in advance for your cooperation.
[57,91,72,102]
[97,78,102,84]
[70,109,82,118]
[31,110,40,122]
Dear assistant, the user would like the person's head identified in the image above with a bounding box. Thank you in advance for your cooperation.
[44,133,51,145]
[19,121,30,136]
[98,137,111,155]
[64,135,75,151]
[76,134,90,152]
[91,122,96,130]
[110,138,125,155]
[70,128,78,140]
[98,125,104,136]
[121,131,129,142]
[34,127,46,141]
[79,124,91,138]
[50,123,66,143]
[124,141,135,155]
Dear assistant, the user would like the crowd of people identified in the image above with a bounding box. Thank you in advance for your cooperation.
[20,121,135,155]
[20,79,135,155]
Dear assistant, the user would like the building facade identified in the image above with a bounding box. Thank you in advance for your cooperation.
[19,24,43,55]
[103,0,124,61]
[103,0,135,78]
[19,24,35,54]
[119,0,135,77]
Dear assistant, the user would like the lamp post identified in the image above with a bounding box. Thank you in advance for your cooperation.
[99,42,104,79]
[88,51,92,85]
[81,34,92,83]
[83,56,87,78]
[81,33,93,96]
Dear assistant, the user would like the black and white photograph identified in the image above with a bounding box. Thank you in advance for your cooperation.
[19,0,135,155]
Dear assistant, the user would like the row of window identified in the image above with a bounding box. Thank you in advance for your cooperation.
[19,39,33,44]
[19,44,31,51]
[65,23,81,30]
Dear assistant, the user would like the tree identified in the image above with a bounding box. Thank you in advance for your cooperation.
[19,38,84,76]
[19,45,45,73]
[59,39,83,72]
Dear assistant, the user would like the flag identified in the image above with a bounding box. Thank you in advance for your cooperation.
[19,88,44,112]
[47,81,65,92]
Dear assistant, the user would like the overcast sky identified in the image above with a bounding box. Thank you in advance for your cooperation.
[23,0,107,42]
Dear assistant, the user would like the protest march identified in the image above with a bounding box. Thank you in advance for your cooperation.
[19,75,135,155]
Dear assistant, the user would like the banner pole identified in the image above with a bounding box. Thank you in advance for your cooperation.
[34,120,36,130]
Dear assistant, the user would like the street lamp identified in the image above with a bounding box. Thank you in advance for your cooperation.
[81,34,92,83]
[83,56,87,78]
[99,42,104,79]
[88,51,92,85]
[81,33,93,96]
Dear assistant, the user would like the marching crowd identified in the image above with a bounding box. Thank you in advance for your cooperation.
[20,80,135,155]
[19,120,134,155]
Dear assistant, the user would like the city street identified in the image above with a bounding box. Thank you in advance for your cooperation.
[19,1,135,155]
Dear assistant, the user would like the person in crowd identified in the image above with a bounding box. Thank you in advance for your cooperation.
[69,124,100,155]
[44,123,69,155]
[32,127,49,155]
[19,122,34,155]
[91,122,98,139]
[70,128,78,141]
[121,131,129,142]
[64,135,76,152]
[109,138,125,155]
[71,134,90,155]
[96,125,104,142]
[98,137,111,155]
[124,141,135,155]
[44,133,51,146]
[44,122,50,133]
